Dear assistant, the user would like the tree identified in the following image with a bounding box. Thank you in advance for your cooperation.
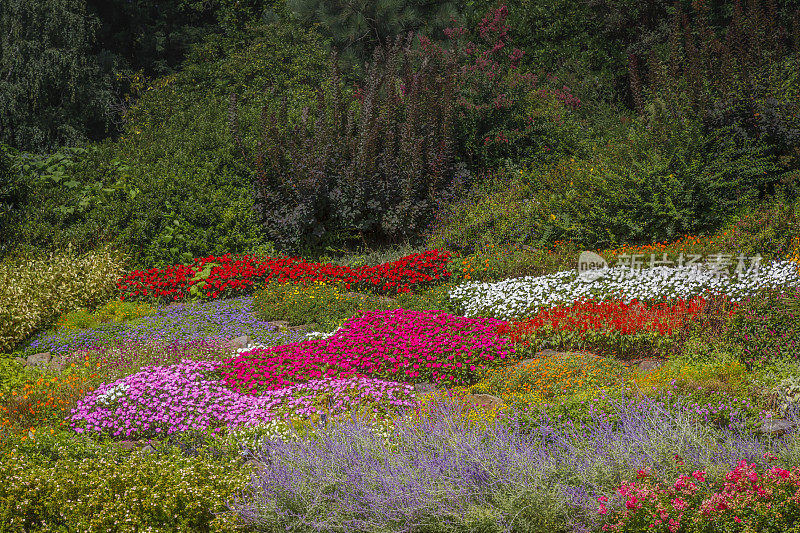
[0,0,114,153]
[286,0,462,78]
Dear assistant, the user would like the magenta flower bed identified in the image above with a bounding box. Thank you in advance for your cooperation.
[216,308,514,393]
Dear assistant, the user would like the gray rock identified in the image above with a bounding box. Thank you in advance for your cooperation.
[537,349,559,357]
[461,393,505,412]
[414,382,438,395]
[26,352,52,367]
[112,440,144,452]
[47,355,67,373]
[224,335,251,351]
[137,444,158,456]
[13,357,27,367]
[759,418,797,436]
[638,360,663,372]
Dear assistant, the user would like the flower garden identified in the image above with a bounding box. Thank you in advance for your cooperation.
[2,233,800,533]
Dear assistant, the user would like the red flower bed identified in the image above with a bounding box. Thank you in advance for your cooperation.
[495,296,740,358]
[116,249,454,304]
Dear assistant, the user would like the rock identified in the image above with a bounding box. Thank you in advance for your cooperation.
[414,383,439,395]
[138,444,158,456]
[269,321,289,329]
[461,393,505,412]
[537,349,559,357]
[224,335,251,351]
[759,418,797,436]
[47,355,67,373]
[111,440,145,452]
[637,359,663,372]
[13,357,27,367]
[26,352,52,367]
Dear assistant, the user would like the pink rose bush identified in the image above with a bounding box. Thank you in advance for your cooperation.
[599,455,800,532]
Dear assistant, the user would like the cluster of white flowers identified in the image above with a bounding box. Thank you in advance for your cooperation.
[95,382,129,407]
[448,261,800,321]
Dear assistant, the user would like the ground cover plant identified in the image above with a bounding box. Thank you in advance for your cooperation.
[2,240,800,532]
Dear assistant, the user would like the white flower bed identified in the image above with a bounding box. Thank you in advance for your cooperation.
[448,261,800,321]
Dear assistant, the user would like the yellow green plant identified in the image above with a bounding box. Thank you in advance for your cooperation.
[53,298,157,332]
[0,243,131,354]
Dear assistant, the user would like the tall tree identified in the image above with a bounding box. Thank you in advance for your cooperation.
[0,0,114,153]
[286,0,462,78]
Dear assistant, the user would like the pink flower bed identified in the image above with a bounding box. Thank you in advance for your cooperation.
[599,454,800,531]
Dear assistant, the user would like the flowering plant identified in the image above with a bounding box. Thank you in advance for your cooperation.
[495,297,735,359]
[116,249,454,304]
[599,455,800,532]
[215,308,513,392]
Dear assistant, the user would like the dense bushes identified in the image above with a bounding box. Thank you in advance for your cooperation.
[231,35,467,257]
[1,21,330,271]
[0,245,130,354]
[631,0,800,201]
[0,435,250,532]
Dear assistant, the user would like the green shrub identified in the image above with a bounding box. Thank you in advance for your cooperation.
[252,277,397,331]
[0,436,251,532]
[675,335,744,368]
[4,21,330,271]
[725,286,800,370]
[0,357,25,397]
[52,299,157,332]
[0,244,131,354]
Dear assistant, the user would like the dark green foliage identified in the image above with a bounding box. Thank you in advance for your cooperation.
[4,21,329,271]
[231,35,471,258]
[715,196,800,262]
[0,0,114,152]
[0,144,124,259]
[286,0,462,79]
[420,5,588,173]
[0,144,27,257]
[633,0,800,201]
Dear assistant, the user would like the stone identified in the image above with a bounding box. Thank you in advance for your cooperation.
[26,352,52,367]
[269,321,290,329]
[138,444,158,456]
[537,349,559,357]
[111,440,145,452]
[13,357,27,367]
[414,382,439,395]
[47,355,67,373]
[460,393,505,412]
[637,359,663,372]
[759,418,797,437]
[224,335,251,351]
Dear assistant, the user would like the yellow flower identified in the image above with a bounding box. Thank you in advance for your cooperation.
[551,214,556,220]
